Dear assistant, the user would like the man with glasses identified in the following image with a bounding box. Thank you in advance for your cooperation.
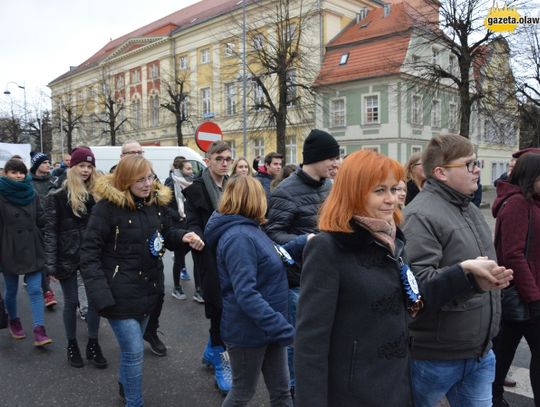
[403,134,507,407]
[120,140,144,157]
[183,141,233,394]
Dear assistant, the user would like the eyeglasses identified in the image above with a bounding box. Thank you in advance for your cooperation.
[123,150,144,155]
[135,175,156,185]
[441,160,480,173]
[214,157,233,164]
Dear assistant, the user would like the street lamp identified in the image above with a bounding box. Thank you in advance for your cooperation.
[4,82,28,144]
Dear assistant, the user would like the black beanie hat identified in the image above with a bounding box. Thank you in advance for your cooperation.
[302,129,339,165]
[30,152,50,174]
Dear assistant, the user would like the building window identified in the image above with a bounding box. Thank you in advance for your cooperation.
[363,145,380,153]
[115,74,125,90]
[330,97,345,127]
[253,34,264,50]
[253,137,264,158]
[285,135,297,164]
[150,94,160,127]
[364,95,379,124]
[449,54,457,76]
[448,103,458,131]
[180,96,189,120]
[252,81,265,110]
[431,99,441,128]
[339,53,349,65]
[179,55,189,70]
[225,42,235,57]
[227,140,237,158]
[287,69,297,106]
[201,87,211,116]
[412,95,422,125]
[130,68,141,84]
[148,62,160,80]
[131,99,141,129]
[201,48,210,64]
[432,47,441,66]
[225,83,237,116]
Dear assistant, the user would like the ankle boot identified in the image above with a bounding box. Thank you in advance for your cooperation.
[86,338,108,369]
[67,340,84,368]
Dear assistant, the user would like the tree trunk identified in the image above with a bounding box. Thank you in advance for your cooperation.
[176,113,184,146]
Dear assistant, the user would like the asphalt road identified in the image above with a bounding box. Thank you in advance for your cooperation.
[0,192,535,406]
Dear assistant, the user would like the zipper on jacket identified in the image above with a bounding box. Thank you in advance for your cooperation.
[114,226,119,251]
[113,265,119,279]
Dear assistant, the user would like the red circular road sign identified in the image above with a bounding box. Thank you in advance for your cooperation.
[195,121,223,152]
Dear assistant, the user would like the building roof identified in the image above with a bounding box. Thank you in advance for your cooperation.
[49,0,244,86]
[315,2,413,87]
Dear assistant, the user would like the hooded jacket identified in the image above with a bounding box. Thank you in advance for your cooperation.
[493,181,540,303]
[403,179,500,360]
[44,188,95,280]
[80,174,188,320]
[205,212,296,348]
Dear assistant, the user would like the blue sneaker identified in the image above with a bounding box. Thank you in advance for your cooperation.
[213,348,232,394]
[202,337,213,368]
[180,269,191,281]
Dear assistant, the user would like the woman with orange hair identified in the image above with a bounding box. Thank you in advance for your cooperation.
[293,149,513,407]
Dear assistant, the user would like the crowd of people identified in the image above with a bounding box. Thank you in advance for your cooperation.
[0,132,537,407]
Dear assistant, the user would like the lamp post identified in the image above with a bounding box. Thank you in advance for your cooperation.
[4,82,28,144]
[242,0,247,157]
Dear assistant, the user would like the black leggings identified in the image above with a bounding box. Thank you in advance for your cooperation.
[493,319,540,406]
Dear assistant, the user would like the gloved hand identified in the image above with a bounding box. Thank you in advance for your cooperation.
[528,301,540,320]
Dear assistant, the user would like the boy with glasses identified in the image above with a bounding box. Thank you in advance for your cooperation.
[403,134,509,407]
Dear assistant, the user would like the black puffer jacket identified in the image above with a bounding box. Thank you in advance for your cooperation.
[44,188,95,280]
[80,174,188,320]
[265,169,331,245]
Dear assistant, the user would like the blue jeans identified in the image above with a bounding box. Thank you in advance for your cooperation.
[4,272,44,327]
[223,342,292,407]
[287,287,299,390]
[410,350,496,407]
[108,317,149,407]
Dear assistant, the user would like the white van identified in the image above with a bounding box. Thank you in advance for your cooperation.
[90,146,206,182]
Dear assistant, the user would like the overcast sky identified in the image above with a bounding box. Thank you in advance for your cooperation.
[0,0,199,113]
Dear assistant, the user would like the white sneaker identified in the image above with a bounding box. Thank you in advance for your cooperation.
[171,287,187,300]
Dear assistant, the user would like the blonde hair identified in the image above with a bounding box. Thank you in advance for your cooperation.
[218,176,267,224]
[231,157,252,176]
[64,166,97,217]
[113,155,157,210]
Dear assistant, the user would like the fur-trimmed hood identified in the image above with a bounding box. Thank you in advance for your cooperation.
[93,173,172,209]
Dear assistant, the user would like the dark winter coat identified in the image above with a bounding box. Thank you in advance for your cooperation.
[294,223,475,407]
[265,169,331,245]
[44,188,95,280]
[183,176,224,317]
[31,173,53,202]
[403,179,500,360]
[493,181,540,303]
[80,174,187,320]
[0,194,45,276]
[255,171,273,205]
[205,212,300,348]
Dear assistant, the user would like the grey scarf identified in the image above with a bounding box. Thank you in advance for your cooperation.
[202,168,226,210]
[171,169,193,219]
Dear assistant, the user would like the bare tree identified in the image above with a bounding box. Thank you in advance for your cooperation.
[59,103,83,153]
[404,0,521,138]
[227,0,317,157]
[92,75,128,146]
[161,70,192,146]
[0,115,23,144]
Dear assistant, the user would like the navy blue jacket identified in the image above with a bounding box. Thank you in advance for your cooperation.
[205,212,303,348]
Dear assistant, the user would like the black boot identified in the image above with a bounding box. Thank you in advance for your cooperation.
[143,330,167,356]
[86,338,108,369]
[67,339,84,368]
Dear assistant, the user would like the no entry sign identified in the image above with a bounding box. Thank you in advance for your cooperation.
[195,121,223,152]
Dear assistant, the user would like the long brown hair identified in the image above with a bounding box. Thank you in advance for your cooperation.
[319,150,404,232]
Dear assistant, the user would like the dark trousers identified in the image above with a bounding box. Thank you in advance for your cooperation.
[145,291,164,335]
[493,319,540,405]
